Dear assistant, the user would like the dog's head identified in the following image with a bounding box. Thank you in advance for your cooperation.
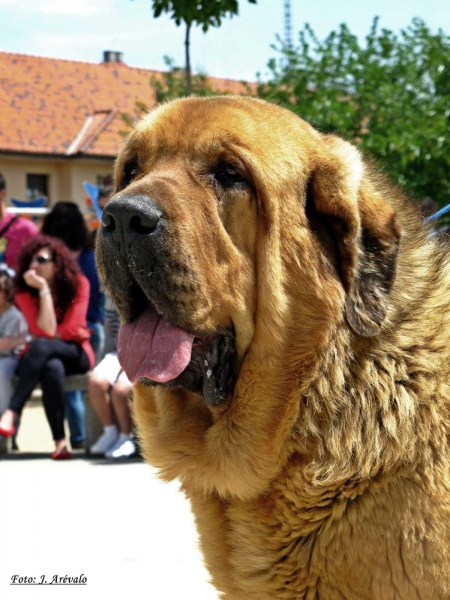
[96,96,401,409]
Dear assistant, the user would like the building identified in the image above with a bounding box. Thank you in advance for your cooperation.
[0,50,250,208]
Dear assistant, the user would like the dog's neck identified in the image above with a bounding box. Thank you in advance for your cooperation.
[292,310,450,493]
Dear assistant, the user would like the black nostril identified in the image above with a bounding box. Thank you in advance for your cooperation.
[101,194,163,243]
[129,214,158,235]
[102,212,116,233]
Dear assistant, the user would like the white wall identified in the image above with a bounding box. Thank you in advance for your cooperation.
[0,154,114,210]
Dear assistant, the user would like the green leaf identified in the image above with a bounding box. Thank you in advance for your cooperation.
[257,17,450,206]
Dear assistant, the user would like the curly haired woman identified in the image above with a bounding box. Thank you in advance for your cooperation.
[0,235,94,458]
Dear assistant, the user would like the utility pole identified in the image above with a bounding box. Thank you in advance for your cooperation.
[284,0,293,69]
[284,0,293,53]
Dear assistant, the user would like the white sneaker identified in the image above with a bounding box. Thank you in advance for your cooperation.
[105,434,136,459]
[90,426,119,455]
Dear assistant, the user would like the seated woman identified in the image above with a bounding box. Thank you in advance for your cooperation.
[0,236,94,459]
[0,265,27,421]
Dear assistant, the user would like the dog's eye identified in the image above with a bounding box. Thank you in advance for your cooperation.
[121,161,139,188]
[215,164,246,188]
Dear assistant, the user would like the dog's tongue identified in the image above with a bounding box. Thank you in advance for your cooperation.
[117,308,195,384]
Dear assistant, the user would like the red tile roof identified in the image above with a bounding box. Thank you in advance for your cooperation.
[0,52,252,158]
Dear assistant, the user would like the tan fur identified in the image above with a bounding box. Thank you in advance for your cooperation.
[99,96,450,599]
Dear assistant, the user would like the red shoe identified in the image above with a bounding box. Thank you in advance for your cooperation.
[51,448,72,460]
[0,425,16,438]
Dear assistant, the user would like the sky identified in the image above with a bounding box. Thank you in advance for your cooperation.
[0,0,449,82]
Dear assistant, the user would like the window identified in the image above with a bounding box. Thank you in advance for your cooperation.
[26,174,48,201]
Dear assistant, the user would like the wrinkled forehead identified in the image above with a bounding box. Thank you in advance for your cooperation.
[121,97,319,168]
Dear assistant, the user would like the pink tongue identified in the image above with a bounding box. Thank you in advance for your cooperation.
[117,309,195,384]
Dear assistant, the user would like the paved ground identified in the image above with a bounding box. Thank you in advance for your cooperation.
[1,404,218,599]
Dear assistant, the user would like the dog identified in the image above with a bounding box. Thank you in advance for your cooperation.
[96,96,450,599]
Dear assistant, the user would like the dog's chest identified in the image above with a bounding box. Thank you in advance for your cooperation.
[230,484,352,593]
[199,469,439,600]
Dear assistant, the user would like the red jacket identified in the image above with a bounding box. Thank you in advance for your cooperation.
[16,274,95,369]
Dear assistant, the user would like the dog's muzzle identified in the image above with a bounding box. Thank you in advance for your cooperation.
[97,193,237,406]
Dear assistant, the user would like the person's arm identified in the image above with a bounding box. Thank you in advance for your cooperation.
[0,309,29,351]
[22,270,58,336]
[16,280,57,339]
[79,250,101,309]
[0,334,29,352]
[36,287,57,335]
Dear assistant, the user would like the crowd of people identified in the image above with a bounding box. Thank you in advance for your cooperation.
[0,173,136,460]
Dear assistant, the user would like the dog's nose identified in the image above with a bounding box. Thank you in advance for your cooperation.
[101,194,162,244]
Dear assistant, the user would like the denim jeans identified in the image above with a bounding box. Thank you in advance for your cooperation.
[64,321,105,444]
[89,321,105,365]
[65,390,86,443]
[0,356,19,415]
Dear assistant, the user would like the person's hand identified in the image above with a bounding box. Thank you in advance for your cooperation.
[0,337,11,351]
[23,269,48,291]
[0,335,23,351]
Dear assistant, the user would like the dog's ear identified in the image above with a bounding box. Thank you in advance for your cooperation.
[308,137,401,336]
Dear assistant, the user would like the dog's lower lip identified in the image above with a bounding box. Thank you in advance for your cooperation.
[135,331,236,406]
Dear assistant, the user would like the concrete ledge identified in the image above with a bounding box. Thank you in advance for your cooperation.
[12,372,91,392]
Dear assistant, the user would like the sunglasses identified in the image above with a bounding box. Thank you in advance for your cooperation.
[31,254,53,265]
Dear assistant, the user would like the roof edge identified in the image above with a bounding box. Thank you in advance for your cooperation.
[65,115,94,156]
[0,150,115,161]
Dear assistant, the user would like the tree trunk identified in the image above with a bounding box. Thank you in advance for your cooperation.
[185,21,192,96]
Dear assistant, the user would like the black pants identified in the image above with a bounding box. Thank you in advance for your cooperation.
[9,338,90,441]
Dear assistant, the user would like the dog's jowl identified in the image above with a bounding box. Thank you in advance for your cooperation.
[96,96,450,600]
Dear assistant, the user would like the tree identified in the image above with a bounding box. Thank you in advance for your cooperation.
[151,55,218,102]
[257,18,450,208]
[148,0,257,95]
[120,56,224,136]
